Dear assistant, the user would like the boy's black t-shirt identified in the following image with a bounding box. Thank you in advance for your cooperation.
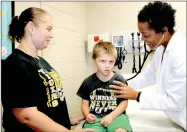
[77,73,127,118]
[2,49,71,132]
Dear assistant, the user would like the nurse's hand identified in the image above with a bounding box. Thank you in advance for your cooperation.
[110,80,138,100]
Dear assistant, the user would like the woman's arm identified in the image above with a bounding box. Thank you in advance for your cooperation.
[70,116,85,126]
[13,107,69,132]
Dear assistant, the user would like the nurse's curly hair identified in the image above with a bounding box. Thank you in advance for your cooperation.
[138,1,176,34]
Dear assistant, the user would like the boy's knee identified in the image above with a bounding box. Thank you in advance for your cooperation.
[114,128,127,132]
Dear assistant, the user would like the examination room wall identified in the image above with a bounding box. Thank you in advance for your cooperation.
[7,1,186,122]
[14,2,88,118]
[86,2,186,74]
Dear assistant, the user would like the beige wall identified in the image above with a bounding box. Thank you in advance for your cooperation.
[13,1,186,119]
[14,2,88,118]
[86,2,186,74]
[41,2,87,117]
[87,2,186,34]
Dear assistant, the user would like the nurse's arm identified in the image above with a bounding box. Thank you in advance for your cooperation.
[139,60,186,111]
[127,58,156,89]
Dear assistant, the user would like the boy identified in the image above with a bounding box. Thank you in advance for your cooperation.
[77,41,132,132]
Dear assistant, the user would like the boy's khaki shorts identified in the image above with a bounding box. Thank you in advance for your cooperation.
[83,114,132,132]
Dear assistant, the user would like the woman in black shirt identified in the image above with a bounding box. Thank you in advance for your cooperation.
[2,7,95,132]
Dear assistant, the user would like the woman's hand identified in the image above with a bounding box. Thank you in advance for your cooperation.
[71,128,96,132]
[100,115,113,127]
[110,80,139,100]
[82,128,96,132]
[70,117,84,126]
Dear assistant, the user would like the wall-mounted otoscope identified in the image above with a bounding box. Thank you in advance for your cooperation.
[126,33,153,81]
[137,32,141,72]
[131,32,137,73]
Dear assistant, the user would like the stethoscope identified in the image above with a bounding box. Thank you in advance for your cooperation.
[126,33,165,81]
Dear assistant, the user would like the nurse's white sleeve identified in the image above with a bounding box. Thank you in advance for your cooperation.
[127,59,156,89]
[139,59,186,111]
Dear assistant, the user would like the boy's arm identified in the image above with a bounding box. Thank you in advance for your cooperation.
[108,100,128,119]
[81,99,90,118]
[81,99,97,124]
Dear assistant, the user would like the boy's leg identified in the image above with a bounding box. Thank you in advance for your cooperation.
[83,118,106,132]
[107,114,132,132]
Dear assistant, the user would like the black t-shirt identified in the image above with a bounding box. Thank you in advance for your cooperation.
[2,49,71,132]
[76,73,127,118]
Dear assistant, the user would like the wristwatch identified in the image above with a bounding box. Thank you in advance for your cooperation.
[136,91,142,102]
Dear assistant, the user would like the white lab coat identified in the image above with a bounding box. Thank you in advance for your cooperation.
[128,29,186,130]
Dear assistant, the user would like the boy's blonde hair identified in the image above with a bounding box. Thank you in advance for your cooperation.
[92,41,117,59]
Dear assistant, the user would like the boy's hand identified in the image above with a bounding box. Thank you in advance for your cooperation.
[100,115,113,127]
[86,113,96,123]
